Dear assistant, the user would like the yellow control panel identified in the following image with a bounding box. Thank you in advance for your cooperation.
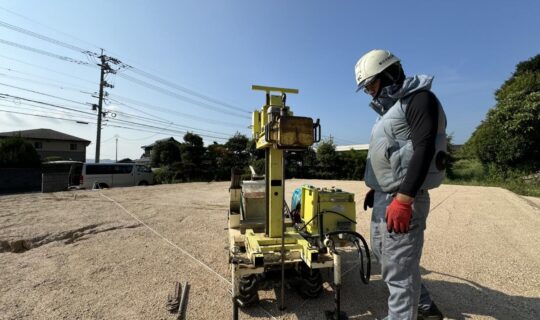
[300,185,356,235]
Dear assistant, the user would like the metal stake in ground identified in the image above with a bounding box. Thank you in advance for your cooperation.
[177,281,189,320]
[166,282,181,313]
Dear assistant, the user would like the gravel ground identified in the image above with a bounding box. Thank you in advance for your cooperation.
[0,180,539,319]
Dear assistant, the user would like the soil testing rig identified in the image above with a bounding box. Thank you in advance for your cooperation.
[228,85,371,319]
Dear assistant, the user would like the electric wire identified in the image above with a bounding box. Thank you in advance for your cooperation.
[0,38,91,65]
[106,117,229,140]
[0,102,96,121]
[0,90,238,140]
[0,19,91,53]
[108,95,247,128]
[0,6,249,119]
[116,73,250,119]
[0,83,90,106]
[110,109,235,137]
[104,124,228,142]
[0,93,94,115]
[0,18,247,144]
[0,71,94,93]
[0,20,249,124]
[127,67,249,114]
[0,108,95,124]
[0,53,96,85]
[0,5,102,51]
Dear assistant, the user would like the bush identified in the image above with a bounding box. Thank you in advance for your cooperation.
[447,159,485,181]
[0,137,41,168]
[153,166,177,184]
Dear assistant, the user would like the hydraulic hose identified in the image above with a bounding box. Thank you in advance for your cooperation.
[324,230,371,284]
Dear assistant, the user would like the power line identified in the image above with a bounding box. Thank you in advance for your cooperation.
[0,102,96,122]
[0,19,91,54]
[108,95,247,128]
[117,73,250,119]
[0,70,94,93]
[0,82,90,106]
[0,108,95,125]
[127,67,249,114]
[0,18,249,121]
[110,109,234,137]
[0,38,91,65]
[0,93,94,116]
[0,105,229,143]
[0,5,102,51]
[0,53,96,85]
[0,18,247,142]
[106,117,229,140]
[105,124,229,142]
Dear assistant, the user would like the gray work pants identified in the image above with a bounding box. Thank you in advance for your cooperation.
[371,190,433,320]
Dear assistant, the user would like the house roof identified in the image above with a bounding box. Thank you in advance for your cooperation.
[141,137,179,149]
[0,128,91,145]
[335,144,369,152]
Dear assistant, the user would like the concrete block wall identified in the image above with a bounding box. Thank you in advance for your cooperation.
[0,168,41,194]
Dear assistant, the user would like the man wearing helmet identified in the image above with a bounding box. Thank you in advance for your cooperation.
[355,49,447,320]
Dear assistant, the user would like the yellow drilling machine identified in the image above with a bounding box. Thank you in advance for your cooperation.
[228,85,371,320]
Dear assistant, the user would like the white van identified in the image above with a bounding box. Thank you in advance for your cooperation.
[79,163,153,189]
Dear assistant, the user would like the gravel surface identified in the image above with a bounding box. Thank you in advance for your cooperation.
[0,180,539,319]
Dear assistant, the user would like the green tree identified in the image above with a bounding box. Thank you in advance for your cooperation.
[337,149,367,180]
[151,139,181,167]
[205,142,229,180]
[224,133,250,172]
[180,132,205,181]
[315,138,338,178]
[465,53,540,172]
[0,137,41,168]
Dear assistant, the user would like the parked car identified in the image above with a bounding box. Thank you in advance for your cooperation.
[79,163,153,189]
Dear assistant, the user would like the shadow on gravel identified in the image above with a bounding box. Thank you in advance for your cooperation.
[420,267,540,320]
[236,264,539,319]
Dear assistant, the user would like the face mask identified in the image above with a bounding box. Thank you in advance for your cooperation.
[369,83,403,115]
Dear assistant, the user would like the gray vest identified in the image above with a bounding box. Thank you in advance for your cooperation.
[364,76,447,193]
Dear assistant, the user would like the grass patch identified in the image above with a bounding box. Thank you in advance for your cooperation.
[446,158,540,197]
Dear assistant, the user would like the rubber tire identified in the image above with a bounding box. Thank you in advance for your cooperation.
[298,265,323,299]
[237,274,259,307]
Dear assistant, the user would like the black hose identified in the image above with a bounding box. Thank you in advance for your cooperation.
[297,210,356,232]
[324,230,371,285]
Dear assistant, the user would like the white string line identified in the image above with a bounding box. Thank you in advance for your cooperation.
[430,190,457,213]
[100,193,279,320]
[99,193,231,285]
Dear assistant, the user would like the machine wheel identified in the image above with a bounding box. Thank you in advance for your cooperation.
[237,274,259,307]
[298,265,323,299]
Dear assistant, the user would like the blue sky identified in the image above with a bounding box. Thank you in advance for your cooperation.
[0,1,539,160]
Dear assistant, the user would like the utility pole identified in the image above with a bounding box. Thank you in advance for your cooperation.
[93,49,127,163]
[115,134,118,162]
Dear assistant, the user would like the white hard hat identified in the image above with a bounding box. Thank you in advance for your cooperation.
[354,49,400,92]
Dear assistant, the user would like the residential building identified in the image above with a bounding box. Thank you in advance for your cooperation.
[139,137,180,164]
[0,128,91,162]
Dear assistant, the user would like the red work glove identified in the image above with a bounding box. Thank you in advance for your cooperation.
[385,198,413,233]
